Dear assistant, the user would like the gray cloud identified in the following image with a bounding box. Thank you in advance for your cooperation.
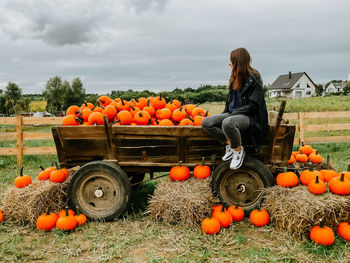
[0,0,349,94]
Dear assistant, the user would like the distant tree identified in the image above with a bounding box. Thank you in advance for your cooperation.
[343,82,350,95]
[315,84,323,96]
[0,89,3,94]
[43,76,86,115]
[1,82,29,114]
[263,85,269,98]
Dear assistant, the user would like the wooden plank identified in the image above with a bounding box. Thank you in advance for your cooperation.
[23,132,53,140]
[16,116,23,165]
[23,117,63,125]
[304,123,350,132]
[283,113,298,120]
[0,117,17,124]
[52,127,67,164]
[305,136,350,144]
[0,132,16,140]
[303,111,350,119]
[0,147,17,155]
[23,147,57,155]
[177,136,187,163]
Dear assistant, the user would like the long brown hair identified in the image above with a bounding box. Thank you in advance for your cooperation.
[228,48,259,90]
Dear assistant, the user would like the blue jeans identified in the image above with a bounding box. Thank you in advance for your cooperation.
[201,113,250,148]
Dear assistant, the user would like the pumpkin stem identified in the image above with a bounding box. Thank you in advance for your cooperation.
[340,173,345,182]
[91,106,96,112]
[196,103,200,107]
[326,155,330,170]
[159,93,162,100]
[121,98,125,105]
[133,96,138,103]
[139,112,143,117]
[148,118,152,125]
[99,99,105,104]
[201,157,205,167]
[301,140,305,146]
[146,99,150,107]
[130,105,135,111]
[319,218,324,228]
[54,162,60,170]
[186,113,194,122]
[39,166,45,171]
[179,161,182,167]
[76,206,81,216]
[315,174,319,184]
[205,111,209,117]
[20,166,24,177]
[64,206,69,217]
[309,163,314,172]
[282,167,287,173]
[84,101,88,107]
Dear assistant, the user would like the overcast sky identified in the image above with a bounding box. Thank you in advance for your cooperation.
[0,0,349,94]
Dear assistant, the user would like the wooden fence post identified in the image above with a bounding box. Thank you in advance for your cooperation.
[16,115,23,166]
[299,112,305,145]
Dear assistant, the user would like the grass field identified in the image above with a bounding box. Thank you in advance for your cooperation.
[1,96,350,262]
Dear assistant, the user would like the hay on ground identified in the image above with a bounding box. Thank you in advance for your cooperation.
[289,160,336,171]
[262,185,350,239]
[1,167,79,226]
[146,177,214,226]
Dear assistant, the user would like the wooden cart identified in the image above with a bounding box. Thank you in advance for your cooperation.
[52,101,295,220]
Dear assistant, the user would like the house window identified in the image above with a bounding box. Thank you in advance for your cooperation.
[307,84,310,88]
[306,91,311,95]
[296,83,300,88]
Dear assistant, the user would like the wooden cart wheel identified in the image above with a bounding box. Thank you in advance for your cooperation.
[68,161,131,221]
[212,156,274,216]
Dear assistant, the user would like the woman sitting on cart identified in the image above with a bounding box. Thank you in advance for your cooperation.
[202,47,269,170]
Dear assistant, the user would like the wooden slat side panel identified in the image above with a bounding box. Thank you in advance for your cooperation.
[0,117,17,124]
[0,147,17,155]
[23,132,53,140]
[283,113,298,120]
[304,123,350,132]
[57,126,106,139]
[23,147,56,155]
[0,132,16,140]
[303,111,350,119]
[305,135,350,144]
[61,139,108,157]
[23,117,63,125]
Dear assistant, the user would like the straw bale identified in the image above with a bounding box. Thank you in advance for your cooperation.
[262,185,350,239]
[1,167,79,226]
[146,177,214,226]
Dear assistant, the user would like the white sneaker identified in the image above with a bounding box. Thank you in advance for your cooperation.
[222,144,234,161]
[230,146,245,170]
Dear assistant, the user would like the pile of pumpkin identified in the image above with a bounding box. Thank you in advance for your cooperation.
[62,95,210,126]
[288,143,322,165]
[167,158,270,235]
[276,152,350,246]
[36,207,86,232]
[14,164,70,189]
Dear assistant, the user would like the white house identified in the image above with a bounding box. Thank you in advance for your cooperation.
[325,81,347,94]
[268,72,316,99]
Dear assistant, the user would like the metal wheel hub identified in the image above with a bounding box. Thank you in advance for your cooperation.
[219,168,264,207]
[77,173,121,215]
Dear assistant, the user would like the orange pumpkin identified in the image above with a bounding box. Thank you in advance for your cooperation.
[117,110,133,125]
[308,175,326,195]
[298,142,313,155]
[102,105,117,121]
[292,151,300,158]
[288,155,295,164]
[212,208,232,228]
[193,115,205,126]
[152,94,166,110]
[134,111,151,125]
[295,153,308,163]
[156,108,172,120]
[87,112,104,125]
[75,207,87,226]
[58,209,76,217]
[310,224,335,246]
[98,96,113,107]
[143,100,156,117]
[56,208,77,231]
[250,209,270,227]
[227,205,244,222]
[14,167,32,188]
[50,168,66,183]
[193,157,211,179]
[129,105,141,117]
[211,204,223,217]
[132,97,147,109]
[117,98,131,111]
[0,210,4,223]
[80,101,94,110]
[276,170,299,188]
[165,102,177,112]
[62,115,80,126]
[158,119,174,126]
[171,99,181,108]
[178,118,193,126]
[338,222,350,242]
[66,105,80,116]
[36,210,58,231]
[172,108,187,122]
[169,161,190,181]
[309,151,322,164]
[191,107,205,118]
[300,165,324,186]
[201,217,221,235]
[328,173,350,195]
[38,166,55,181]
[81,108,92,122]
